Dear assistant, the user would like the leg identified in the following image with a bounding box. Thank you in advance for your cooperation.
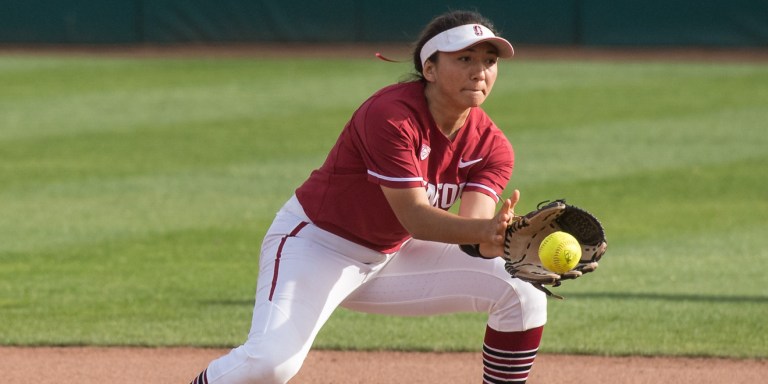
[341,239,547,383]
[341,239,547,330]
[482,325,543,384]
[191,199,390,384]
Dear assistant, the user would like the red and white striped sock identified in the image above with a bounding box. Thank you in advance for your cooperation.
[189,368,208,384]
[482,325,543,383]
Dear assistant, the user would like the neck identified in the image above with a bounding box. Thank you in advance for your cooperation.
[425,85,471,138]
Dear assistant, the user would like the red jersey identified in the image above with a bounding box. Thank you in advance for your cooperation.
[295,81,514,253]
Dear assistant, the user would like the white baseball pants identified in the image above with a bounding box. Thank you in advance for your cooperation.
[201,195,547,383]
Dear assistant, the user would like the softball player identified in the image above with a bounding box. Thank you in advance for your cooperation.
[191,10,547,384]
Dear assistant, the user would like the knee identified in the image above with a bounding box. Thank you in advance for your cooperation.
[489,280,548,331]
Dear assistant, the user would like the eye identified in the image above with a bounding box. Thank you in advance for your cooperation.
[458,56,472,62]
[485,57,498,65]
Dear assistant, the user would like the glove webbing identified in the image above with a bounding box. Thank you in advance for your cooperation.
[556,205,605,246]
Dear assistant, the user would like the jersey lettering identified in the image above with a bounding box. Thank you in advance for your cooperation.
[425,182,466,209]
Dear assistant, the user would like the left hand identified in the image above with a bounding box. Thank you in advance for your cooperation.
[503,199,607,298]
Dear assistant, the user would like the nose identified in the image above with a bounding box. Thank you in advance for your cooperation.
[470,63,486,81]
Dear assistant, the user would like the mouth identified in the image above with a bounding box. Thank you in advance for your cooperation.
[463,89,486,96]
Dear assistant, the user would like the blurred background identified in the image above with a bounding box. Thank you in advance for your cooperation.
[1,0,766,48]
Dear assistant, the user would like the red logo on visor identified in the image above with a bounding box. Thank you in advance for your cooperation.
[473,25,483,36]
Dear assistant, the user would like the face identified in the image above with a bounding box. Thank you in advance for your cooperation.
[422,42,499,110]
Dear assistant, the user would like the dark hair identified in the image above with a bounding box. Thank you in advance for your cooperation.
[411,10,500,81]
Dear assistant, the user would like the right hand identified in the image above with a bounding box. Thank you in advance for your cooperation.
[479,189,520,257]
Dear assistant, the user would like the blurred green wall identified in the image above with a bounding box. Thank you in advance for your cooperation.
[1,0,766,46]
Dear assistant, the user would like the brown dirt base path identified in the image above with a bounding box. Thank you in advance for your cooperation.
[2,347,767,384]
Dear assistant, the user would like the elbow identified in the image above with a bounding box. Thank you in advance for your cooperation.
[397,213,434,241]
[407,227,431,241]
[398,218,426,240]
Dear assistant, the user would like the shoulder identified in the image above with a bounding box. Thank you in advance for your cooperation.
[463,108,513,158]
[362,82,425,113]
[354,81,427,130]
[467,108,508,141]
[370,81,425,101]
[467,107,495,128]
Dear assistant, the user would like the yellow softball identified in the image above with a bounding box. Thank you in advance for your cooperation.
[539,231,582,274]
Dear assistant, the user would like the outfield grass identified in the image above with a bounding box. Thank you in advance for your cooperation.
[0,54,766,358]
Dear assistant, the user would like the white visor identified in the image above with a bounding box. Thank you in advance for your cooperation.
[420,24,514,66]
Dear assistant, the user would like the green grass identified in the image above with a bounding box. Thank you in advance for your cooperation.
[1,54,766,358]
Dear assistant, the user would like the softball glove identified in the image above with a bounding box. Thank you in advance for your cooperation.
[504,200,607,299]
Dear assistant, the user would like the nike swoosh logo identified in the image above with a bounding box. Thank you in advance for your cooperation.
[458,158,483,168]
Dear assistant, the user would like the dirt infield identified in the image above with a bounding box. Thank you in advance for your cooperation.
[2,346,767,383]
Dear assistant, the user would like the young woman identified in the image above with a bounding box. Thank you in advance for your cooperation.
[191,10,547,384]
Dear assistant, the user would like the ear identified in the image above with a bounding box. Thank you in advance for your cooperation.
[422,60,437,82]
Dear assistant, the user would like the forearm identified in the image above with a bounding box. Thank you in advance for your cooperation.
[381,186,507,247]
[403,204,495,244]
